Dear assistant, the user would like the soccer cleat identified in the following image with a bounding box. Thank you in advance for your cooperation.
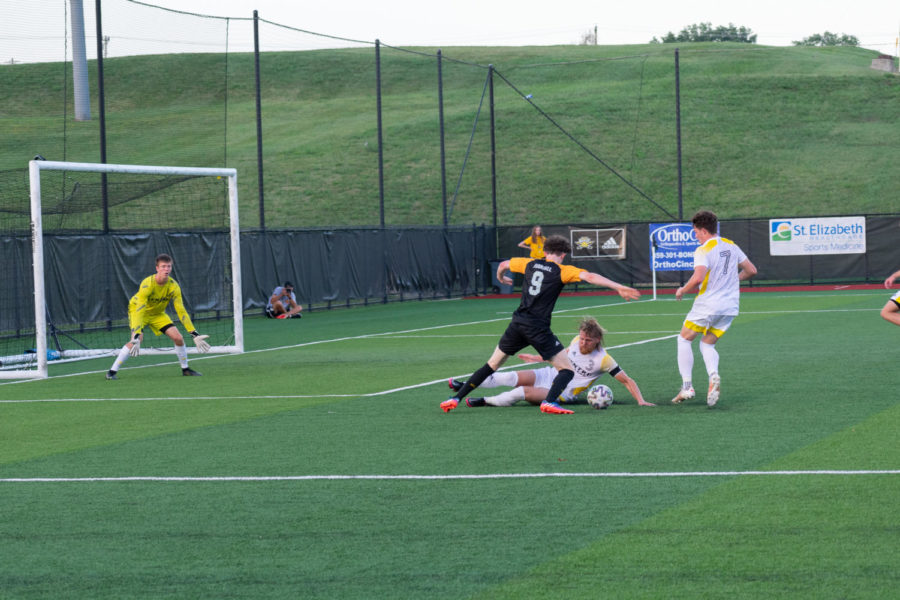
[671,386,696,404]
[106,370,118,380]
[448,378,464,392]
[707,373,721,407]
[182,368,202,376]
[276,314,288,319]
[440,398,459,413]
[540,401,574,415]
[466,397,486,408]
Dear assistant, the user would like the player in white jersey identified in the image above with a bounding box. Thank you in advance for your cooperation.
[673,210,757,407]
[448,317,654,408]
[880,268,900,328]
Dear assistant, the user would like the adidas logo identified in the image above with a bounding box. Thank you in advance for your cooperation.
[601,237,619,250]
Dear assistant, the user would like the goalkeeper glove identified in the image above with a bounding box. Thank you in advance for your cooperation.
[128,333,141,357]
[191,331,211,353]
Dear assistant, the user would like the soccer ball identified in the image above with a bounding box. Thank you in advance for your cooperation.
[586,384,614,409]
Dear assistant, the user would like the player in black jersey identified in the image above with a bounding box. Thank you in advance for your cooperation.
[441,235,640,414]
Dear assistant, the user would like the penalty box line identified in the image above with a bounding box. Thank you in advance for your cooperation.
[2,298,655,389]
[2,470,898,483]
[0,332,678,403]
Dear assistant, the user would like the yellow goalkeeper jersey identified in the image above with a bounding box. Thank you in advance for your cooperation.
[129,274,196,335]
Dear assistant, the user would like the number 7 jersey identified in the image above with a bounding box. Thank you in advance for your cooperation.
[691,236,748,316]
[508,257,585,325]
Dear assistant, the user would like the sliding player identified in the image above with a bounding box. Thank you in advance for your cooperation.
[672,210,757,407]
[106,253,211,379]
[449,317,654,408]
[441,235,640,415]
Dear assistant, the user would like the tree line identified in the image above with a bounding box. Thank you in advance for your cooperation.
[614,22,860,46]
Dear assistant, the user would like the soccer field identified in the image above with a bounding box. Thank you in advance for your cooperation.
[1,289,898,599]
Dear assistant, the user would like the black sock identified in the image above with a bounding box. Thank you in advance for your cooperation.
[455,363,495,400]
[543,369,574,404]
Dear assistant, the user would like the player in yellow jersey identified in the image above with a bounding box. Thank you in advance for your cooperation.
[441,236,640,415]
[672,211,757,407]
[106,254,211,380]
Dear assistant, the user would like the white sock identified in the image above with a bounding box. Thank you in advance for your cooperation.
[481,371,518,388]
[110,345,130,372]
[175,343,188,369]
[699,341,719,377]
[485,387,526,406]
[677,335,694,388]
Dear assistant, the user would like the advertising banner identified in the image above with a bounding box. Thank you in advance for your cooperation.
[570,228,626,259]
[769,217,866,256]
[649,223,698,271]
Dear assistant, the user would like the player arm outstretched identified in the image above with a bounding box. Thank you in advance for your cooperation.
[579,271,640,301]
[170,285,211,352]
[612,370,655,406]
[496,259,514,286]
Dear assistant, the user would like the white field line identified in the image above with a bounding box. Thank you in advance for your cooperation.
[1,470,898,483]
[555,308,879,318]
[0,298,652,387]
[0,333,679,404]
[0,296,874,391]
[380,331,677,338]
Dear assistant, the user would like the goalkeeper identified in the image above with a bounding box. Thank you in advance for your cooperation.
[106,253,210,380]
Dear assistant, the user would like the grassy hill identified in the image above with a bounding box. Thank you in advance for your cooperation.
[2,43,898,228]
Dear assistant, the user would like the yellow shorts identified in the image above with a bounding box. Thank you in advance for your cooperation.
[129,304,174,336]
[683,313,735,338]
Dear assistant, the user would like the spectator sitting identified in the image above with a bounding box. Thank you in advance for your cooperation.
[266,281,303,319]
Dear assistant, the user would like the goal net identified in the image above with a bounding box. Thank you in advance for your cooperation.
[0,160,243,379]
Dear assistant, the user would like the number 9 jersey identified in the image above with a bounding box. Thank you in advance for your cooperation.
[508,257,585,326]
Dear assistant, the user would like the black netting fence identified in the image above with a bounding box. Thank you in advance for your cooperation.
[3,2,898,233]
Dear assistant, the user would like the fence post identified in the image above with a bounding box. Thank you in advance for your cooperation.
[438,50,448,227]
[375,41,388,302]
[253,10,265,230]
[675,48,683,222]
[375,40,385,228]
[94,0,109,232]
[488,65,498,251]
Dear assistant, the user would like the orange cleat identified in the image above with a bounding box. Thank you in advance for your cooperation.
[540,401,574,415]
[440,398,459,413]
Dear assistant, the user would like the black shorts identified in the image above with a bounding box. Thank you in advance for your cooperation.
[265,307,276,318]
[498,318,565,360]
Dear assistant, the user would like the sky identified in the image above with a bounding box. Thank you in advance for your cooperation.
[3,0,899,63]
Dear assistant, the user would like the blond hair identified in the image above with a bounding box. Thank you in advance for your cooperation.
[579,317,605,346]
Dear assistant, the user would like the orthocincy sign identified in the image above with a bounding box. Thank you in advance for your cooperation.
[649,223,698,271]
[769,217,866,256]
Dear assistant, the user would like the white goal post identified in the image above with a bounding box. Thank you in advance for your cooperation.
[2,160,243,379]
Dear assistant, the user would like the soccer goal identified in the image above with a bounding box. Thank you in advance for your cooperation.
[0,160,243,379]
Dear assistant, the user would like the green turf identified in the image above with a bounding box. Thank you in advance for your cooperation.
[0,289,897,598]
